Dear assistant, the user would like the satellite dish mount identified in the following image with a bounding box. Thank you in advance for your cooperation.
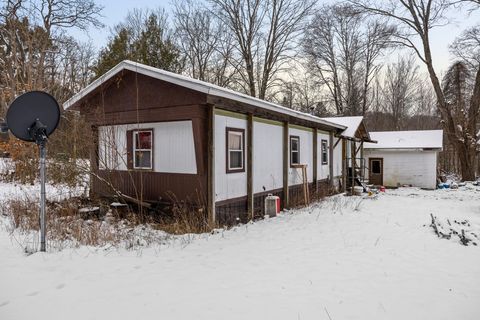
[29,119,48,146]
[6,91,60,252]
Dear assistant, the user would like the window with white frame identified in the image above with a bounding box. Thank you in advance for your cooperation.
[133,130,153,169]
[290,136,300,166]
[226,128,245,173]
[321,139,328,165]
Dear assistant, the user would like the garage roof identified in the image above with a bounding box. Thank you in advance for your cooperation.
[364,130,443,150]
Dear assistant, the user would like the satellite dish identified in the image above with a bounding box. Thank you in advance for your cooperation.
[6,91,61,252]
[6,91,60,143]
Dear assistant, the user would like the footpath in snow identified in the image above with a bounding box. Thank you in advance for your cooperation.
[1,187,479,320]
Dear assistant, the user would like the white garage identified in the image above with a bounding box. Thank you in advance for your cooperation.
[364,130,443,189]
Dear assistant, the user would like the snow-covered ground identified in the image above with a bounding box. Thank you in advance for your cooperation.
[1,187,480,320]
[0,180,88,203]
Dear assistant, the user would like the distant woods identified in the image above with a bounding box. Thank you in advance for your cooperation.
[0,0,102,110]
[1,0,480,178]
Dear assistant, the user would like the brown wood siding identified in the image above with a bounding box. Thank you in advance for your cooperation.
[94,170,206,204]
[79,71,207,122]
[126,130,133,169]
[79,70,209,205]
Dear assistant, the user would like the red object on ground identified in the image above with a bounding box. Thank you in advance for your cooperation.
[380,186,386,192]
[276,197,281,213]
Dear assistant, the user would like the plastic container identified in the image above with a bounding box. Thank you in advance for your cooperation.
[265,194,280,217]
[353,186,363,196]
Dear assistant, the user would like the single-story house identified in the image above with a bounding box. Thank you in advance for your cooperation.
[64,60,373,224]
[364,130,443,189]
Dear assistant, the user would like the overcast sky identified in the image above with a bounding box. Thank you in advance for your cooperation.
[71,0,480,74]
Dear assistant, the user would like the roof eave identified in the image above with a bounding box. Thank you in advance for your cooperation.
[364,147,443,151]
[63,60,347,131]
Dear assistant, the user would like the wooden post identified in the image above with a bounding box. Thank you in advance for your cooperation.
[247,113,254,220]
[357,141,364,179]
[351,140,356,195]
[312,128,318,192]
[207,105,216,225]
[329,131,334,187]
[283,121,289,209]
[342,139,346,193]
[90,125,99,199]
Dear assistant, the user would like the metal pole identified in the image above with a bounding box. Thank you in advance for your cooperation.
[39,143,46,252]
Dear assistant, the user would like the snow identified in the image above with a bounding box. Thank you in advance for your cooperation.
[0,158,89,202]
[321,116,364,139]
[0,180,87,204]
[0,181,87,204]
[1,187,480,319]
[78,207,100,213]
[365,130,443,150]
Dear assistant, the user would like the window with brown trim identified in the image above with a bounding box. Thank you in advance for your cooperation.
[321,139,328,165]
[226,127,245,173]
[290,135,300,166]
[133,130,153,170]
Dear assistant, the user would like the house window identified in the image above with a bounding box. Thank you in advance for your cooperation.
[226,128,245,173]
[133,130,153,169]
[321,139,328,165]
[290,136,300,166]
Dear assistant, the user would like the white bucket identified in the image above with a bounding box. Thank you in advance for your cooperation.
[353,186,363,196]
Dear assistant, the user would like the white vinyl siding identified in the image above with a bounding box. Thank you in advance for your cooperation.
[364,149,438,189]
[215,114,248,202]
[98,121,197,174]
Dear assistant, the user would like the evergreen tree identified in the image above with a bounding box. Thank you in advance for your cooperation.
[93,28,131,78]
[92,11,184,78]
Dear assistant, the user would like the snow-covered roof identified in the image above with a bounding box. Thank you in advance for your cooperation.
[320,116,373,142]
[364,130,443,150]
[320,116,363,138]
[63,60,346,131]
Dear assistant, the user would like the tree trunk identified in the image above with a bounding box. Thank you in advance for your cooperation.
[457,142,476,180]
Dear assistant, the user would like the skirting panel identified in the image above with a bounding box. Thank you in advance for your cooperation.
[215,180,335,226]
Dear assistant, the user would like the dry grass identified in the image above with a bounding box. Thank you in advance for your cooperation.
[3,197,173,251]
[157,202,210,235]
[2,190,214,252]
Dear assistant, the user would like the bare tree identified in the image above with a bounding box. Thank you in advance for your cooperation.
[32,0,103,89]
[173,0,217,81]
[303,4,393,116]
[50,36,96,102]
[381,55,419,129]
[0,0,102,114]
[0,0,25,113]
[450,25,480,69]
[348,0,480,180]
[275,71,330,116]
[209,0,314,99]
